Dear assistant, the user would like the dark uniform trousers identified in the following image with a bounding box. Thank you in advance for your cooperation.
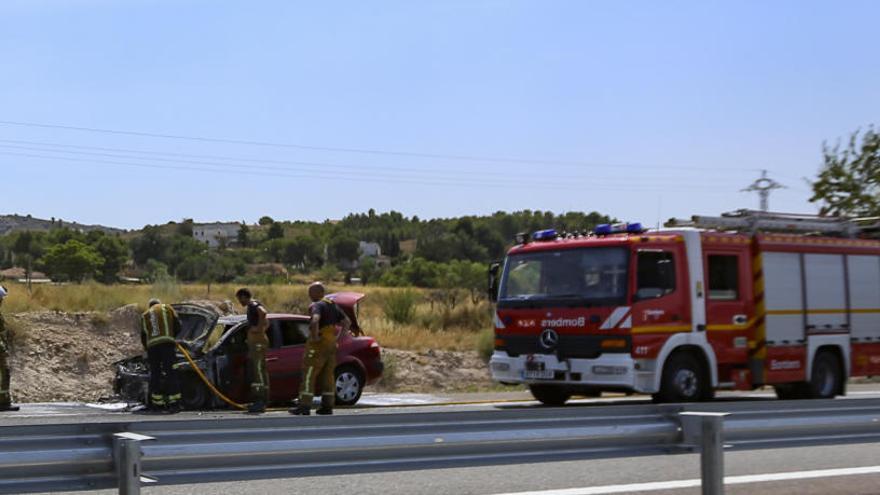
[299,326,337,409]
[147,342,181,407]
[248,334,270,403]
[0,314,11,407]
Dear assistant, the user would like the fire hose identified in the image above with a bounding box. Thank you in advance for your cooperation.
[175,342,247,411]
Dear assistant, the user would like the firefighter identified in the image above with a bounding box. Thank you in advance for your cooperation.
[236,288,269,414]
[290,282,351,416]
[0,285,19,412]
[141,299,183,413]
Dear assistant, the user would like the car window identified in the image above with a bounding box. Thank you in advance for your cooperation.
[636,250,676,300]
[278,320,309,347]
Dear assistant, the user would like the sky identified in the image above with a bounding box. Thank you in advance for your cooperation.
[0,0,878,230]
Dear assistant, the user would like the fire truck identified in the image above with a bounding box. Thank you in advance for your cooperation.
[487,210,880,405]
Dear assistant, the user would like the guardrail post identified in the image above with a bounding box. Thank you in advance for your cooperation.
[680,412,729,495]
[112,432,155,495]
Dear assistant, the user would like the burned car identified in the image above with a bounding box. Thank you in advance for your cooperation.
[114,292,383,409]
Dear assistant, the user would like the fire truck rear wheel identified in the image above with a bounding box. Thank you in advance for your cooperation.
[806,351,842,399]
[653,352,708,403]
[529,385,572,406]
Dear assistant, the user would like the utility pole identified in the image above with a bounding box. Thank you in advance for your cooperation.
[742,170,785,212]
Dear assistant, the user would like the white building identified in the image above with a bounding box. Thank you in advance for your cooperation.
[359,241,382,258]
[193,222,240,248]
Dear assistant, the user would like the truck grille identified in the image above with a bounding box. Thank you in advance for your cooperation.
[500,335,631,359]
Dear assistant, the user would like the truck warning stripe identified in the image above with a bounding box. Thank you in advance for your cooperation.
[600,306,631,330]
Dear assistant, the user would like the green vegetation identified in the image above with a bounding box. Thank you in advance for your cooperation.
[811,126,880,217]
[381,289,419,324]
[0,210,613,288]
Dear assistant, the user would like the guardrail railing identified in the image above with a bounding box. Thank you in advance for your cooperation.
[1,399,878,495]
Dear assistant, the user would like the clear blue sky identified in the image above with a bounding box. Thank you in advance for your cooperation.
[1,0,877,230]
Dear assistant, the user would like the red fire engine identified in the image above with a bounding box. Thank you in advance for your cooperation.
[488,210,880,405]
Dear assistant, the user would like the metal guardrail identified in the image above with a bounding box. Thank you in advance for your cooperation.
[1,399,878,495]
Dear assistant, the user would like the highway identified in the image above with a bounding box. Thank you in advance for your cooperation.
[10,383,880,495]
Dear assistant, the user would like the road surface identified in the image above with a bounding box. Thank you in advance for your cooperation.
[9,383,880,494]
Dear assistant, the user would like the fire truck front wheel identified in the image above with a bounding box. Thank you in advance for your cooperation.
[653,352,711,403]
[529,384,572,406]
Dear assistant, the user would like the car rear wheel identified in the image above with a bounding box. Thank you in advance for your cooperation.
[335,365,364,406]
[529,384,572,406]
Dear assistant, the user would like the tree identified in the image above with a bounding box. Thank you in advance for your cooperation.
[811,127,880,217]
[42,240,104,282]
[281,237,323,270]
[176,219,194,237]
[237,224,250,247]
[258,216,275,226]
[92,235,129,283]
[267,222,284,240]
[329,235,360,266]
[11,231,45,291]
[130,226,167,266]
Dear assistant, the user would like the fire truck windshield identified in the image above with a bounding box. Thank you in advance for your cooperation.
[498,247,629,307]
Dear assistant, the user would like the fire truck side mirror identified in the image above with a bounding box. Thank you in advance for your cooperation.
[488,262,501,302]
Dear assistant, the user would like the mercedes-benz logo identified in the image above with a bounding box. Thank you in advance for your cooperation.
[539,329,559,349]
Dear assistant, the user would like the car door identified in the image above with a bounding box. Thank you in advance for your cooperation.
[266,318,309,403]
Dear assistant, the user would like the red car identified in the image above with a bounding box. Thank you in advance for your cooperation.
[114,292,384,409]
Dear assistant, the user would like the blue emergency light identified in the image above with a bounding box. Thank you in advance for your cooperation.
[532,229,558,241]
[594,222,646,236]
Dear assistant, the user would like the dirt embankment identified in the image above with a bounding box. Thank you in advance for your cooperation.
[2,306,494,403]
[4,306,143,403]
[376,348,494,393]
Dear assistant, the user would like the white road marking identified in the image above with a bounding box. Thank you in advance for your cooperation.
[492,465,880,495]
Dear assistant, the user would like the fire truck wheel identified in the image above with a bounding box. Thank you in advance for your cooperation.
[653,353,707,403]
[806,351,842,399]
[529,385,572,406]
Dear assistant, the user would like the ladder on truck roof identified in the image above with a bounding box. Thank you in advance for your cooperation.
[665,209,880,238]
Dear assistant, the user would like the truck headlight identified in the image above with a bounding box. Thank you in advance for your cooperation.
[492,362,511,372]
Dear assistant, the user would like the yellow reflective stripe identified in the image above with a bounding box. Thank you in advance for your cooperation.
[630,325,692,334]
[161,305,171,337]
[706,317,758,331]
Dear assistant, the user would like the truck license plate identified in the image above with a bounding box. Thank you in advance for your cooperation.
[523,370,555,380]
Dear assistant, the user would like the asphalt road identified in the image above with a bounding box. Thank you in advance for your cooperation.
[36,442,880,495]
[6,383,880,426]
[11,383,880,494]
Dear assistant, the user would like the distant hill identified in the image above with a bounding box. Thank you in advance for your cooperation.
[0,214,125,236]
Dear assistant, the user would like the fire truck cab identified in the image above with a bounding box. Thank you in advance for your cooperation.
[488,211,880,405]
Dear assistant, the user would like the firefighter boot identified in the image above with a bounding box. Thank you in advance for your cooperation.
[316,406,333,416]
[288,403,311,416]
[0,403,19,412]
[248,400,266,414]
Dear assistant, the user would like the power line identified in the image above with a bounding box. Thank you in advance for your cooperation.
[0,150,751,194]
[0,140,750,186]
[0,119,759,173]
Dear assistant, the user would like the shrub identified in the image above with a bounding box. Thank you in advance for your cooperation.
[382,289,419,324]
[476,327,495,362]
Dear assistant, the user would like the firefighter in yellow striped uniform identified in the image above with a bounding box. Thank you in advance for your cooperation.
[141,299,183,413]
[290,282,351,416]
[0,285,19,412]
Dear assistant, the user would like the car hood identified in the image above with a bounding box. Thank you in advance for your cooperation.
[173,303,221,354]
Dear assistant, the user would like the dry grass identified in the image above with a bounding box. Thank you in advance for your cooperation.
[0,281,493,353]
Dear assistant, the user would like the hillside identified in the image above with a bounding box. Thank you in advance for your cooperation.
[0,214,125,236]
